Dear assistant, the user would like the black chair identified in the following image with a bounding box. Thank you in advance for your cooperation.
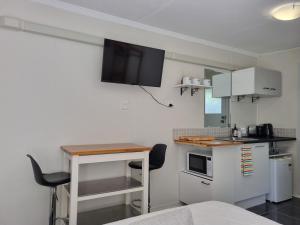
[27,154,70,225]
[128,144,167,212]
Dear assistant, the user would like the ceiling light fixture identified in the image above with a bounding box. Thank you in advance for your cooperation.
[271,2,300,21]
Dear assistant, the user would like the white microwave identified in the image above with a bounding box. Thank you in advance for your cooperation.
[187,150,213,178]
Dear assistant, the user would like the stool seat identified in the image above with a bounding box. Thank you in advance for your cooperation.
[43,172,70,187]
[128,161,160,171]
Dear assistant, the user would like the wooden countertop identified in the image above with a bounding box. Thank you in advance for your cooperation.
[61,143,151,156]
[174,140,242,148]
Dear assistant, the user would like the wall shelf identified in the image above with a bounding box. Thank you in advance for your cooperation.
[175,84,213,96]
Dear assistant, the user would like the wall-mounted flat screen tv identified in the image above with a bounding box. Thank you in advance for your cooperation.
[101,39,165,87]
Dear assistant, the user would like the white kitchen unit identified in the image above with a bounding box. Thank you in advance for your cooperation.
[232,67,281,97]
[212,73,231,97]
[179,143,270,208]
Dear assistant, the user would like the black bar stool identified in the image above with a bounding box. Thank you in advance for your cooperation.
[128,144,167,212]
[27,154,70,225]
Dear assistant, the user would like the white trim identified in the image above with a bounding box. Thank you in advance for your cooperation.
[151,201,182,212]
[261,46,300,56]
[31,0,258,57]
[293,194,300,198]
[0,16,239,70]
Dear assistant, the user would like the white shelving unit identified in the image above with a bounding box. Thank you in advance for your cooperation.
[174,84,213,96]
[61,144,150,225]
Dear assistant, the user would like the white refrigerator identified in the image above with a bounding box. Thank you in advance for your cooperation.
[267,157,293,203]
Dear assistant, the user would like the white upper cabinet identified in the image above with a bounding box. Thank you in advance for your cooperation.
[212,73,231,97]
[232,67,281,97]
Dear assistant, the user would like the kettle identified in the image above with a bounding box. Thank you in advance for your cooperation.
[262,123,274,137]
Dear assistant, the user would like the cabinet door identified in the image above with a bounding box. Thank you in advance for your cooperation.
[234,143,270,202]
[254,67,281,96]
[212,73,231,97]
[179,172,212,204]
[232,68,255,96]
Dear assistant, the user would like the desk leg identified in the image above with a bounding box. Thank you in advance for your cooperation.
[60,152,69,220]
[141,154,149,214]
[69,155,79,225]
[125,160,131,205]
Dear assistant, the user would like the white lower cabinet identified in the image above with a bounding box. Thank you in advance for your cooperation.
[179,172,212,204]
[179,143,270,207]
[234,143,269,202]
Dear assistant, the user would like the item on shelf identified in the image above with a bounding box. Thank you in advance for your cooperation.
[182,76,192,85]
[191,78,201,85]
[203,79,211,86]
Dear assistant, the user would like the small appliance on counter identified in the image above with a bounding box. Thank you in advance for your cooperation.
[247,123,274,138]
[247,125,258,137]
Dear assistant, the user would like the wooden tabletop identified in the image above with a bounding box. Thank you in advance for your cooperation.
[61,143,151,156]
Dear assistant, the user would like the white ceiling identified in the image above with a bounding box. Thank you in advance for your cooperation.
[41,0,300,54]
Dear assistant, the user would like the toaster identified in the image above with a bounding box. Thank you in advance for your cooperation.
[247,125,257,137]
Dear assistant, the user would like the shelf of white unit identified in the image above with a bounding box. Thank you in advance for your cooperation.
[175,84,213,96]
[77,204,140,225]
[64,176,144,202]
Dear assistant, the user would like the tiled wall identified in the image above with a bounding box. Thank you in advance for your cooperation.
[273,128,296,138]
[173,127,231,140]
[173,127,296,139]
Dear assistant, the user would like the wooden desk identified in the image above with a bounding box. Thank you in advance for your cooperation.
[61,143,151,225]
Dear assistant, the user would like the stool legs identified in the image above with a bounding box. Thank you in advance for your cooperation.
[148,175,150,213]
[49,187,57,225]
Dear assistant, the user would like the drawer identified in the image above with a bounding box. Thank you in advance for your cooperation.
[179,171,212,204]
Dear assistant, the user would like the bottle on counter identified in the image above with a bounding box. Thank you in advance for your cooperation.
[232,124,238,137]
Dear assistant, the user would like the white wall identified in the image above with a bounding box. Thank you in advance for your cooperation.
[230,98,257,128]
[257,48,300,195]
[0,1,258,225]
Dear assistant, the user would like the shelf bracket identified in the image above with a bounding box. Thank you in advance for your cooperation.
[180,87,189,95]
[191,88,199,96]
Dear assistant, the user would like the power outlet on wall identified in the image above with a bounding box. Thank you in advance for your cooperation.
[120,100,129,110]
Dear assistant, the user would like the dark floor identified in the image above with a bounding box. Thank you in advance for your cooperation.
[248,198,300,225]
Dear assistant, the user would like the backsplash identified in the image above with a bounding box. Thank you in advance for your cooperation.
[173,127,231,140]
[273,128,296,138]
[173,127,296,140]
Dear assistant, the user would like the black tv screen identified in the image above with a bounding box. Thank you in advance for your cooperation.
[101,39,165,87]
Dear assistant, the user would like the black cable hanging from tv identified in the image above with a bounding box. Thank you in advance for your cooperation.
[139,86,173,108]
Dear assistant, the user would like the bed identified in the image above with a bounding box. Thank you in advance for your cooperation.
[106,201,279,225]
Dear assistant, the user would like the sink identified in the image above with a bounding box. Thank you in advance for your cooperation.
[217,137,260,142]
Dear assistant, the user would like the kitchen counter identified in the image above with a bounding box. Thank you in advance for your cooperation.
[217,136,296,144]
[243,136,296,144]
[174,140,242,148]
[174,136,296,148]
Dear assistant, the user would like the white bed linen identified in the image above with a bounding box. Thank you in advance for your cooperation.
[106,201,279,225]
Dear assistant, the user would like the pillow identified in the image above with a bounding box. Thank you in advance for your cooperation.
[130,208,194,225]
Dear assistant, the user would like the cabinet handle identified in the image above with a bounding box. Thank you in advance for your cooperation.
[263,87,270,90]
[255,145,265,148]
[201,181,210,185]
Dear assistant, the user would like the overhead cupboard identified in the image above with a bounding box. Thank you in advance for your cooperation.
[212,67,282,98]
